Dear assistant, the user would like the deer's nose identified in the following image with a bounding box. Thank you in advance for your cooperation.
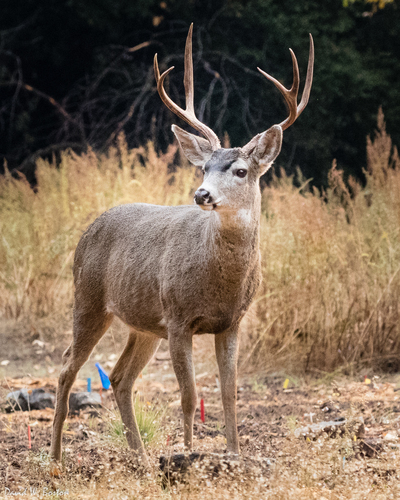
[194,188,213,205]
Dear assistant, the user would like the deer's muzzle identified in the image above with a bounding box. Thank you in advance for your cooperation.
[194,188,213,206]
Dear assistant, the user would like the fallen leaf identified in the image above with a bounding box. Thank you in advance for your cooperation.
[50,463,62,478]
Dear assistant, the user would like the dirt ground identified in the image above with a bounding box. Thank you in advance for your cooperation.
[1,320,400,499]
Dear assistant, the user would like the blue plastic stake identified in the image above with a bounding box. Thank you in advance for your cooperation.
[87,377,91,392]
[95,363,111,389]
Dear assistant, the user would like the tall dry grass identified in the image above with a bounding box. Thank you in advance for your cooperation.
[1,111,399,372]
[243,108,400,373]
[0,136,198,320]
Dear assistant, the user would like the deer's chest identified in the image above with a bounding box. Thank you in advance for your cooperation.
[161,249,261,334]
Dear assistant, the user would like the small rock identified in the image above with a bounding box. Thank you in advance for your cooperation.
[320,401,333,412]
[357,438,385,458]
[1,360,10,366]
[32,340,45,348]
[294,417,364,439]
[383,431,398,441]
[68,392,101,414]
[6,388,55,412]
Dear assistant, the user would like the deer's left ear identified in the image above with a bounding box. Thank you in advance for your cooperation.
[172,124,214,167]
[242,125,283,175]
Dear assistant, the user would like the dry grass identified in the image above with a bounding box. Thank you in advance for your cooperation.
[1,111,400,373]
[0,135,197,321]
[244,108,400,373]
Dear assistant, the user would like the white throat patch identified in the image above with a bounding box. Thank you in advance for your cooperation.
[236,208,252,225]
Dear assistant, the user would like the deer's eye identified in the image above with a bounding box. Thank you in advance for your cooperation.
[236,169,247,178]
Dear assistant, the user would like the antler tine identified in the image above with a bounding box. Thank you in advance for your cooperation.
[184,23,195,114]
[297,34,314,116]
[257,34,314,131]
[154,24,221,150]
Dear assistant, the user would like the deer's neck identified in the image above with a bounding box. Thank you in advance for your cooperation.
[207,194,261,262]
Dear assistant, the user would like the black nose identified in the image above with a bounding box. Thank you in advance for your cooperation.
[194,188,212,205]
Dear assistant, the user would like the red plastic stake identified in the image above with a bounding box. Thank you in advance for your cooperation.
[28,424,31,449]
[200,398,205,423]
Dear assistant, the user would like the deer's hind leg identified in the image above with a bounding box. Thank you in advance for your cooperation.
[110,329,161,465]
[51,308,113,461]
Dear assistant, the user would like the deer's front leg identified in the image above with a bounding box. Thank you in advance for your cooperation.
[215,326,240,454]
[169,330,197,450]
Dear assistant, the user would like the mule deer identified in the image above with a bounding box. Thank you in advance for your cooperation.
[51,24,313,465]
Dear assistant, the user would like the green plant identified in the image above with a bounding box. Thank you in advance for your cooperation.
[104,398,166,448]
[285,415,299,434]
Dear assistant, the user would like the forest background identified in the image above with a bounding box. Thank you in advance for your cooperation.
[1,0,399,186]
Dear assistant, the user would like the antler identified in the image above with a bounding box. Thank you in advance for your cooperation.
[257,34,314,131]
[154,24,221,151]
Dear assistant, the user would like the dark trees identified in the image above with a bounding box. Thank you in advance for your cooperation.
[0,0,399,185]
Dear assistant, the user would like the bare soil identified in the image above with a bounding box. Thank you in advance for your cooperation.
[1,321,400,499]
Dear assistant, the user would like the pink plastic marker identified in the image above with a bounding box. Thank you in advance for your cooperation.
[28,424,31,449]
[200,399,205,423]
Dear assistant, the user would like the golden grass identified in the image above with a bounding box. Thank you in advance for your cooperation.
[0,135,197,320]
[244,109,400,373]
[1,110,399,373]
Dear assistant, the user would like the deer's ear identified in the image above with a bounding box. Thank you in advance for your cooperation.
[172,125,214,167]
[242,125,283,175]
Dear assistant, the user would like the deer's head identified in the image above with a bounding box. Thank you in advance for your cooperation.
[154,25,314,213]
